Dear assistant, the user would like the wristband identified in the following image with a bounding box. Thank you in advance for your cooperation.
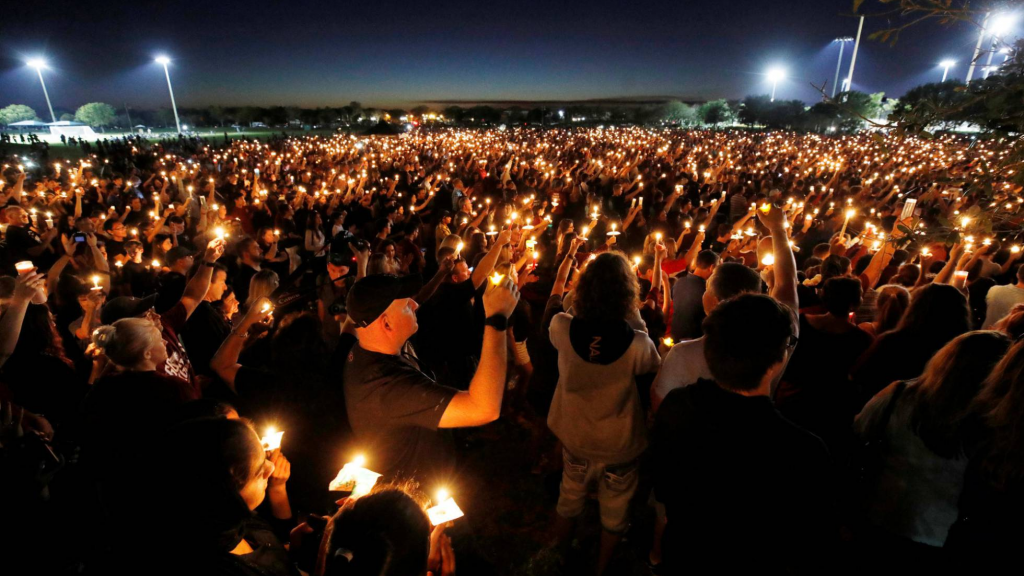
[484,314,509,331]
[201,261,216,267]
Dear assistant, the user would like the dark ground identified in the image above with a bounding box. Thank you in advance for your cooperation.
[454,410,657,576]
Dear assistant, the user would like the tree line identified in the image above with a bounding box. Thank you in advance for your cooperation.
[0,77,1007,135]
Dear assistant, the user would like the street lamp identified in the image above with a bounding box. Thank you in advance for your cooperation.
[27,59,56,123]
[940,59,955,82]
[968,13,1016,82]
[831,37,853,97]
[767,68,786,102]
[155,55,182,133]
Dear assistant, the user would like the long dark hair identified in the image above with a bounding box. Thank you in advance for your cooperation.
[908,331,1009,458]
[573,252,638,323]
[320,482,431,576]
[894,283,971,342]
[971,339,1024,487]
[11,304,73,367]
[155,417,261,552]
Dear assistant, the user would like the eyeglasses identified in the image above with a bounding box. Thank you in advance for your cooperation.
[786,334,799,349]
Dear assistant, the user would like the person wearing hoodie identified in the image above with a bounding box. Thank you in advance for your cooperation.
[547,250,661,576]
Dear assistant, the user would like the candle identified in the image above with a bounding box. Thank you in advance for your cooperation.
[1013,246,1021,254]
[662,337,674,347]
[90,275,102,291]
[260,426,284,451]
[761,254,775,266]
[329,454,382,498]
[699,224,706,232]
[607,223,620,237]
[489,272,505,285]
[151,260,161,269]
[426,489,465,526]
[260,301,274,314]
[15,261,34,276]
[215,227,227,240]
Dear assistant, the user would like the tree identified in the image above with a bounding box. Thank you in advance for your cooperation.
[659,100,699,125]
[59,113,75,122]
[75,102,117,128]
[0,104,39,125]
[698,99,735,127]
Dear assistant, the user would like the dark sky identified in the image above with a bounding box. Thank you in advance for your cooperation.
[0,0,999,111]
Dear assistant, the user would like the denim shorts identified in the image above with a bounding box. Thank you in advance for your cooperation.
[556,447,639,534]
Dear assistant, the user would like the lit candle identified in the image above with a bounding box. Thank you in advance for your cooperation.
[489,272,505,285]
[15,261,34,276]
[260,426,284,451]
[329,454,382,498]
[426,488,465,526]
[90,275,102,291]
[662,337,674,347]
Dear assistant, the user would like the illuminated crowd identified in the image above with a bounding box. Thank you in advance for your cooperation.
[2,126,1023,574]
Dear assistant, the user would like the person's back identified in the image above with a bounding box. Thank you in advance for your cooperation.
[652,293,834,573]
[654,380,833,570]
[983,282,1024,328]
[547,312,659,462]
[669,273,706,340]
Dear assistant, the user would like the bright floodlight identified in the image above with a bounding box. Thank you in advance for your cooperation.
[27,59,47,69]
[155,55,171,65]
[940,59,956,68]
[990,14,1017,37]
[767,68,786,82]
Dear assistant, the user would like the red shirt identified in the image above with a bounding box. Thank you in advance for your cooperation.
[158,301,198,398]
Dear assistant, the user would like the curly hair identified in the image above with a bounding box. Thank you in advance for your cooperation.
[573,252,638,322]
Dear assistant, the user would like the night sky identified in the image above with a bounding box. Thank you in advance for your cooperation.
[0,0,1001,111]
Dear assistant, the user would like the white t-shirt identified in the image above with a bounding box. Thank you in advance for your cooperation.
[983,284,1024,329]
[651,337,713,408]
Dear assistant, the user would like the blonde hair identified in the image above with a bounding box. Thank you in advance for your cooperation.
[246,270,279,308]
[92,318,161,368]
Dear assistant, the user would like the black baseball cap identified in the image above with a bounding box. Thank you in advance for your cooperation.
[165,246,195,265]
[101,294,158,324]
[346,275,421,327]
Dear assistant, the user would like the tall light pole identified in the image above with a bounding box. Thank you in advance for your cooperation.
[155,55,182,133]
[983,15,1017,78]
[832,37,853,97]
[27,59,56,123]
[844,14,865,93]
[940,59,955,82]
[966,12,991,84]
[767,68,786,102]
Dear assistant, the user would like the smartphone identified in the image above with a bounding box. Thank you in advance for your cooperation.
[73,232,87,243]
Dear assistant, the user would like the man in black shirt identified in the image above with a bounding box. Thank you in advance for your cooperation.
[233,237,263,304]
[182,263,231,376]
[414,230,510,389]
[652,294,835,574]
[342,272,519,483]
[3,205,59,268]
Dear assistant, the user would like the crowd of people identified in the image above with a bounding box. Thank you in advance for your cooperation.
[2,126,1024,575]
